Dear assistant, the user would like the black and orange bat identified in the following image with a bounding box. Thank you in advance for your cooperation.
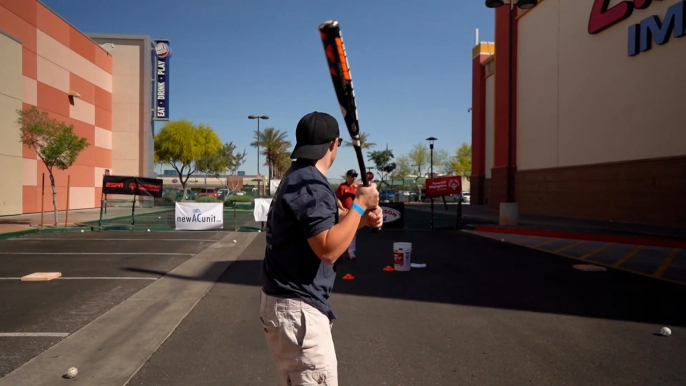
[318,20,380,232]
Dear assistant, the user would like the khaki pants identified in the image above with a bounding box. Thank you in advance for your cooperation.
[259,291,338,386]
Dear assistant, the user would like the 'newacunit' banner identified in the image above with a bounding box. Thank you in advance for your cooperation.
[175,202,224,230]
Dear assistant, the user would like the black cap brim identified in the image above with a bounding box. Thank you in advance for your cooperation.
[290,142,331,160]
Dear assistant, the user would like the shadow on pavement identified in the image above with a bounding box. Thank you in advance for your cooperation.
[124,228,686,328]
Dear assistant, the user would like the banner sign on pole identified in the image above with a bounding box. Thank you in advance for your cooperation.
[102,175,163,198]
[379,202,404,229]
[175,202,224,230]
[153,40,171,120]
[425,176,462,198]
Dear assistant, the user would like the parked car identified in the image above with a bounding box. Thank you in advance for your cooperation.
[198,188,219,198]
[379,190,395,202]
[175,190,197,201]
[462,191,470,204]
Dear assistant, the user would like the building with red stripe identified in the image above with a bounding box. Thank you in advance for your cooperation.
[471,0,686,228]
[0,0,158,216]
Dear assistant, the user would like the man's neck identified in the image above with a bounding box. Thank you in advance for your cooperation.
[314,159,329,177]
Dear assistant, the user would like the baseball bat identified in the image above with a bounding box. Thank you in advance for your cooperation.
[318,20,380,232]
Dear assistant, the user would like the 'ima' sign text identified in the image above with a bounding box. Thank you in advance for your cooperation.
[588,0,685,56]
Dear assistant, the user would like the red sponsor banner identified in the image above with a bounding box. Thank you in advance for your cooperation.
[425,176,461,198]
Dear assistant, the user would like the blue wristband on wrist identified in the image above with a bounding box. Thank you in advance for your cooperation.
[351,202,365,215]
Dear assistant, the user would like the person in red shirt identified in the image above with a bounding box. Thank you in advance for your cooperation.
[336,169,358,259]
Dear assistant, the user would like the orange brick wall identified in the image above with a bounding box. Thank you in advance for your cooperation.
[0,0,112,214]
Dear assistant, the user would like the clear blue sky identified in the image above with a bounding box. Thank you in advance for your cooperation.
[42,0,495,181]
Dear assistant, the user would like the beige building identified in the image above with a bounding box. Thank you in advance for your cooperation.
[0,0,114,216]
[88,34,156,181]
[0,31,23,216]
[472,0,686,227]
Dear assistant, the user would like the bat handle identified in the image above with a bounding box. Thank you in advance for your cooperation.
[360,180,381,233]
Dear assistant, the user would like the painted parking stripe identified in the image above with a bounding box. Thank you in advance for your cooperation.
[7,238,217,242]
[613,246,644,268]
[654,248,680,278]
[554,240,586,253]
[531,238,560,248]
[580,243,614,260]
[0,333,69,337]
[0,277,158,280]
[0,253,194,256]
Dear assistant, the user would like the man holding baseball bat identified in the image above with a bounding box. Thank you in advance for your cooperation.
[260,111,382,386]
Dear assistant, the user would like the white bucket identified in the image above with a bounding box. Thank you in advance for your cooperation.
[393,242,412,271]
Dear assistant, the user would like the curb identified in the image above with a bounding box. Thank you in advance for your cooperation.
[471,226,686,249]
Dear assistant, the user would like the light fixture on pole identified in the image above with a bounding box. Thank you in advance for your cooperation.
[426,137,437,229]
[248,115,269,195]
[484,0,538,204]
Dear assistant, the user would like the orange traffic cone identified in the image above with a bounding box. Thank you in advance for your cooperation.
[342,274,355,280]
[383,266,394,271]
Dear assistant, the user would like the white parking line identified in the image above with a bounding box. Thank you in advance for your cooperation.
[0,277,158,280]
[0,253,194,255]
[58,277,158,280]
[6,238,217,242]
[0,333,69,337]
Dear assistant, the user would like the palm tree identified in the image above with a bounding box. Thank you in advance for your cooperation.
[343,132,376,150]
[250,127,292,181]
[274,150,292,179]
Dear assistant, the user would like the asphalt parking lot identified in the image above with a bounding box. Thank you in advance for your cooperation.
[0,230,226,378]
[471,231,686,285]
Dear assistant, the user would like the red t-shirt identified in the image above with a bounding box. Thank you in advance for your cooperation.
[335,183,357,209]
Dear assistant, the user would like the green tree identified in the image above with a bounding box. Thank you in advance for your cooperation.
[452,142,472,180]
[432,148,452,176]
[408,143,430,177]
[250,127,291,187]
[18,107,89,227]
[367,149,396,182]
[391,155,412,179]
[197,141,246,189]
[343,132,376,150]
[273,150,292,179]
[154,119,222,199]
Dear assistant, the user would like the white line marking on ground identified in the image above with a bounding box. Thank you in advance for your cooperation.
[7,238,217,242]
[0,277,158,280]
[0,253,194,255]
[0,333,69,337]
[58,277,158,280]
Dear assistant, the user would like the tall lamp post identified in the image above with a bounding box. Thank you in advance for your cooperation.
[426,137,437,229]
[248,115,269,195]
[484,0,537,205]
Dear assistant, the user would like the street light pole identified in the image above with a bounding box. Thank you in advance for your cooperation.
[249,115,269,195]
[426,137,437,229]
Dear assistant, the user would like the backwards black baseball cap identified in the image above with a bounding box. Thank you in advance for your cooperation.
[346,169,358,177]
[290,112,340,160]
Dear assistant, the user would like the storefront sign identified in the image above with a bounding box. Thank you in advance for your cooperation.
[102,175,163,197]
[154,40,171,120]
[425,176,461,198]
[379,202,404,229]
[175,202,224,230]
[588,0,685,56]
